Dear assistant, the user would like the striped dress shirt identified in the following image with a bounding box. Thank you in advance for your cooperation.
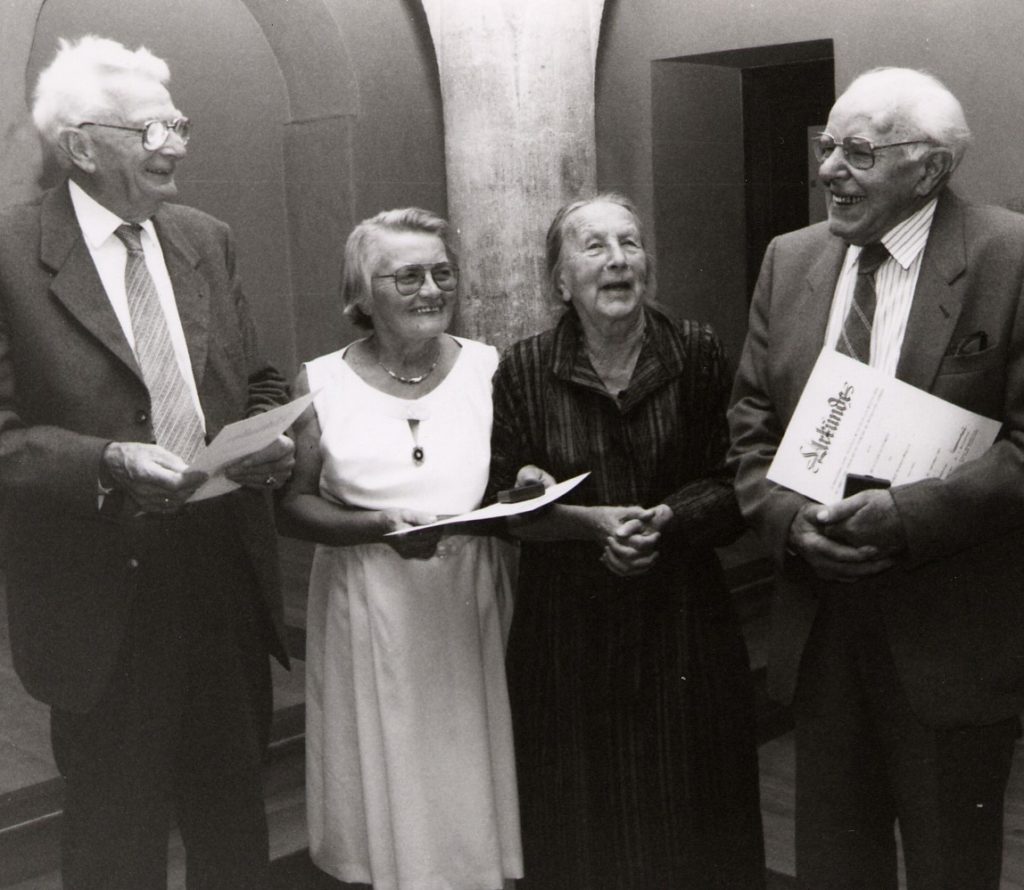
[824,197,938,376]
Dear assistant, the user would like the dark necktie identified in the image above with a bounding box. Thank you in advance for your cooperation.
[114,224,205,464]
[836,241,890,365]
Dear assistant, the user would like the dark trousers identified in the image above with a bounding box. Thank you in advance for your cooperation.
[794,591,1018,890]
[50,504,273,890]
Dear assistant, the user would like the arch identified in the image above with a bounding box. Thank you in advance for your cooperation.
[237,0,360,123]
[237,0,362,364]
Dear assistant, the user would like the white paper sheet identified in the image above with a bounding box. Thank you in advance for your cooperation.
[187,392,315,502]
[385,472,591,535]
[766,350,1001,504]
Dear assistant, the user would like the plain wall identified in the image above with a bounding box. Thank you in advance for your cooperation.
[596,0,1024,356]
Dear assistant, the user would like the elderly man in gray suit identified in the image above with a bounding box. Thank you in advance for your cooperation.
[0,35,295,889]
[729,67,1024,890]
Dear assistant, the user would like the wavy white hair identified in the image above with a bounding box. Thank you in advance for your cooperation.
[32,35,170,150]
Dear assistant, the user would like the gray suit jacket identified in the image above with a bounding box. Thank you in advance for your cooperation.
[728,190,1024,727]
[0,183,289,713]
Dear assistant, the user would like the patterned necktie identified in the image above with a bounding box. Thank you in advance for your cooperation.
[835,241,890,365]
[114,224,205,464]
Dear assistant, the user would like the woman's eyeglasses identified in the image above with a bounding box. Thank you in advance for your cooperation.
[374,263,459,296]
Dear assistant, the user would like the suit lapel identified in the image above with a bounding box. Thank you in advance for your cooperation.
[788,231,846,404]
[152,208,210,389]
[41,186,142,379]
[895,191,967,390]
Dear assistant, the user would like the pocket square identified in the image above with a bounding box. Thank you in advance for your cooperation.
[949,331,988,355]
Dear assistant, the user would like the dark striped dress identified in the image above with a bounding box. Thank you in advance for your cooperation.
[488,306,765,889]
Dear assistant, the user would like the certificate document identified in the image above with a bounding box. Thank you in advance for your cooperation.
[766,350,1001,504]
[386,472,590,535]
[187,392,315,502]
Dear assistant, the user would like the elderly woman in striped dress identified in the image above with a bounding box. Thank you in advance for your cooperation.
[488,193,765,889]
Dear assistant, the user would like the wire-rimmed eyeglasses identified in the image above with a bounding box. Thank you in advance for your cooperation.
[373,263,459,296]
[812,132,928,170]
[78,117,191,151]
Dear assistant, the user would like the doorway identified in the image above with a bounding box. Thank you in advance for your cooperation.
[651,40,834,366]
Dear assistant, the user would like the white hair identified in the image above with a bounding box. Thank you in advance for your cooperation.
[836,67,973,170]
[32,35,171,149]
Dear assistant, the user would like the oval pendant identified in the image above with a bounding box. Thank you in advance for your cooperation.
[412,446,425,465]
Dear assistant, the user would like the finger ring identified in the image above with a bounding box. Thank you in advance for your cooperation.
[264,475,276,487]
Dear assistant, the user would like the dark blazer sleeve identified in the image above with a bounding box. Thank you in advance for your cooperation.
[727,236,816,565]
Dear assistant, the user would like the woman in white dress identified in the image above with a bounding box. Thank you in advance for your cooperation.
[280,208,522,890]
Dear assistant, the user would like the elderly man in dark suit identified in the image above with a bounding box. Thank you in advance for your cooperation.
[729,67,1024,890]
[0,35,295,889]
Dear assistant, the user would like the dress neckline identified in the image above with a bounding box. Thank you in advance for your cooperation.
[338,335,466,405]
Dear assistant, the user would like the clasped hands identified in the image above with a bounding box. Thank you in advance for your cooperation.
[598,503,673,577]
[514,465,671,578]
[788,488,907,581]
[102,434,296,514]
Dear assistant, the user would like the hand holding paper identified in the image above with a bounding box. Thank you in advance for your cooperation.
[787,498,896,582]
[187,392,314,502]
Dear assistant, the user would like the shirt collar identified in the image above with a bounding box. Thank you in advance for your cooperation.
[551,305,685,407]
[854,197,938,271]
[68,180,158,249]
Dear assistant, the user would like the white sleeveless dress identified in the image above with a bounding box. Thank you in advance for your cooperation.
[304,336,522,890]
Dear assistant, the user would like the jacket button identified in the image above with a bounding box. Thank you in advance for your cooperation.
[127,557,139,570]
[135,409,149,424]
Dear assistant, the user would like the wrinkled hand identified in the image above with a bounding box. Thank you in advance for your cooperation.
[601,503,673,577]
[819,489,907,554]
[103,442,208,514]
[788,499,896,582]
[514,464,557,488]
[224,434,296,491]
[383,508,444,560]
[506,464,558,529]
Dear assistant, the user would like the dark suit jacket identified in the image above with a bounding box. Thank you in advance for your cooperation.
[0,183,289,713]
[728,190,1024,728]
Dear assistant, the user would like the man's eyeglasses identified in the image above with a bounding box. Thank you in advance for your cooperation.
[78,117,191,151]
[373,263,459,296]
[812,132,927,170]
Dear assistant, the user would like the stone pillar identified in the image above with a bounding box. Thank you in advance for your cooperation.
[419,0,605,349]
[0,1,46,208]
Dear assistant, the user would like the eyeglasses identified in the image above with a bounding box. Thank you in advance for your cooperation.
[373,262,459,296]
[78,117,191,151]
[812,132,927,170]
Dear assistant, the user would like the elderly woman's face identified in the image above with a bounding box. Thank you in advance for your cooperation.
[557,202,647,326]
[365,229,454,344]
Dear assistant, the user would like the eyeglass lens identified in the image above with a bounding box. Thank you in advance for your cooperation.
[393,264,458,295]
[142,119,190,150]
[813,134,874,169]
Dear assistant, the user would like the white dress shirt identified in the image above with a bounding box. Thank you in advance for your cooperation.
[824,197,938,377]
[68,180,206,423]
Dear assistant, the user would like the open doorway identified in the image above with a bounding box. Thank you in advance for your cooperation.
[651,40,834,366]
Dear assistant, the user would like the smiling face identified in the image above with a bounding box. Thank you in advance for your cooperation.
[556,201,648,328]
[818,94,935,246]
[77,75,186,222]
[365,229,455,348]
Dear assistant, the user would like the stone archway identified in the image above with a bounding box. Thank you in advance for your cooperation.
[0,0,47,207]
